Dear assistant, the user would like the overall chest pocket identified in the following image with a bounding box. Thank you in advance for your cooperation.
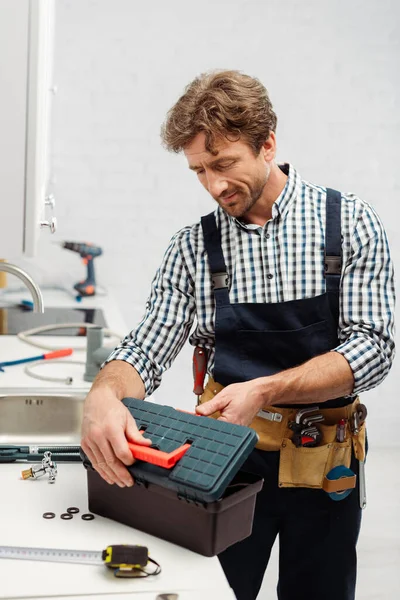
[238,319,333,377]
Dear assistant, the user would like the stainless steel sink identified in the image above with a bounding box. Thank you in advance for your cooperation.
[0,391,87,445]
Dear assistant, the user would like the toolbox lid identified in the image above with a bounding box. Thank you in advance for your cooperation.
[82,398,258,504]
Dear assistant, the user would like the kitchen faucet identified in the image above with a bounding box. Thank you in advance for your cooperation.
[0,263,44,313]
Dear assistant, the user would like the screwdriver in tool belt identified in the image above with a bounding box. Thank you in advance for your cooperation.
[336,418,346,442]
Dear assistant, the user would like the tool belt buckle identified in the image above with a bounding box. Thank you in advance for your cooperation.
[257,409,283,423]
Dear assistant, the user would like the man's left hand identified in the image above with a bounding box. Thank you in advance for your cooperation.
[195,380,264,426]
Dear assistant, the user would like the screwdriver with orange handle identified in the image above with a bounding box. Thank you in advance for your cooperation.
[0,348,73,372]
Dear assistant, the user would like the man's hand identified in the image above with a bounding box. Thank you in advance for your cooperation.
[195,380,264,426]
[81,386,152,487]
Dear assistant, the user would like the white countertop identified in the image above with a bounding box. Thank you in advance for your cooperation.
[0,287,234,600]
[0,463,234,600]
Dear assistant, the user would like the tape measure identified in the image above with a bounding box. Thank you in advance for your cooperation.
[324,465,356,501]
[0,544,161,578]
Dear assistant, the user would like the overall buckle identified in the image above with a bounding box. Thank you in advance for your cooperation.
[211,272,229,289]
[324,256,342,275]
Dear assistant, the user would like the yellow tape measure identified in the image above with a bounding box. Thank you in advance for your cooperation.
[0,544,161,578]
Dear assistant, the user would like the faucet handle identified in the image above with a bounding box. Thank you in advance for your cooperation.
[40,217,57,234]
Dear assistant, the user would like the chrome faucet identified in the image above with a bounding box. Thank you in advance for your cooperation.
[0,263,44,313]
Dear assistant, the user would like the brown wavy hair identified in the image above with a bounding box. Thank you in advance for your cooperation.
[161,70,277,156]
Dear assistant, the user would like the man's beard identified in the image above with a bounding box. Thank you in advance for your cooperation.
[217,165,271,219]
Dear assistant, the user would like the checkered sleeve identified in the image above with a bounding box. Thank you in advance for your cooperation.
[334,198,396,394]
[104,227,196,395]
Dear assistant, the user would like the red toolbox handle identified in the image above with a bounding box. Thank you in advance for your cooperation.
[128,435,191,469]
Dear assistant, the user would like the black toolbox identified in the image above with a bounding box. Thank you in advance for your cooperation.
[82,398,264,556]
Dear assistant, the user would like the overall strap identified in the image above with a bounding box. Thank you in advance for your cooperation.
[325,188,342,325]
[201,212,230,306]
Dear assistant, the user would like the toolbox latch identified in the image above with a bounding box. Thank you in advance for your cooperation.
[177,492,207,508]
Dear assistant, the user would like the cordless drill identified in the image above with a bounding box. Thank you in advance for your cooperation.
[60,241,103,297]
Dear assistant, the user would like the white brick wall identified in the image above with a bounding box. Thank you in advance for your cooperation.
[15,0,400,439]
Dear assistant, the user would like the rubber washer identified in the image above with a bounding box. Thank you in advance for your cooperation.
[66,507,80,514]
[81,513,95,520]
[60,512,73,520]
[325,465,356,501]
[42,512,56,519]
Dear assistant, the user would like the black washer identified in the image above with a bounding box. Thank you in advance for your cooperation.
[81,513,95,520]
[66,507,80,514]
[60,512,73,520]
[42,512,56,519]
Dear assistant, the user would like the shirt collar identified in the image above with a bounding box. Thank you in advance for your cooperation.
[229,163,302,230]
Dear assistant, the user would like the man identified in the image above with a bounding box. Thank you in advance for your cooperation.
[81,70,395,600]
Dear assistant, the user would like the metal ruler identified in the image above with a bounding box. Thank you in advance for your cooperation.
[0,545,103,566]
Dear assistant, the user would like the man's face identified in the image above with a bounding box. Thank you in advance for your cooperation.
[184,132,271,219]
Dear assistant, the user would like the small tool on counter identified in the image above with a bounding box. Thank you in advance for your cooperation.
[0,299,34,311]
[0,444,81,463]
[0,348,72,372]
[0,543,161,578]
[192,346,208,405]
[59,241,103,297]
[21,451,58,483]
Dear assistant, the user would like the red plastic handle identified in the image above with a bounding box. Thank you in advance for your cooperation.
[44,348,73,360]
[128,441,191,469]
[192,347,207,395]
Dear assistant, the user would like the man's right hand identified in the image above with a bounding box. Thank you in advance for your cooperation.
[81,386,152,487]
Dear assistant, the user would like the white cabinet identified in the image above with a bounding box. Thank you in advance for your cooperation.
[0,0,55,258]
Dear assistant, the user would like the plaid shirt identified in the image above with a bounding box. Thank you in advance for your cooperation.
[106,164,396,397]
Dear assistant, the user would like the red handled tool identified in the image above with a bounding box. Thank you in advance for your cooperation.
[0,348,73,372]
[336,418,347,442]
[193,346,208,404]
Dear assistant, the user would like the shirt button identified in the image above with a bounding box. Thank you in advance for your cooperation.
[266,233,270,239]
[267,274,273,279]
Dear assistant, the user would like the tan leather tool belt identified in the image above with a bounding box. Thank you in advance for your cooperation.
[199,376,366,491]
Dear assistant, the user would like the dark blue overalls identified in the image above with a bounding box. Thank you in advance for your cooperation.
[201,189,362,600]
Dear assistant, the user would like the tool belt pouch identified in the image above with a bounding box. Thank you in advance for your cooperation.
[201,379,364,491]
[279,417,365,490]
[278,433,352,489]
